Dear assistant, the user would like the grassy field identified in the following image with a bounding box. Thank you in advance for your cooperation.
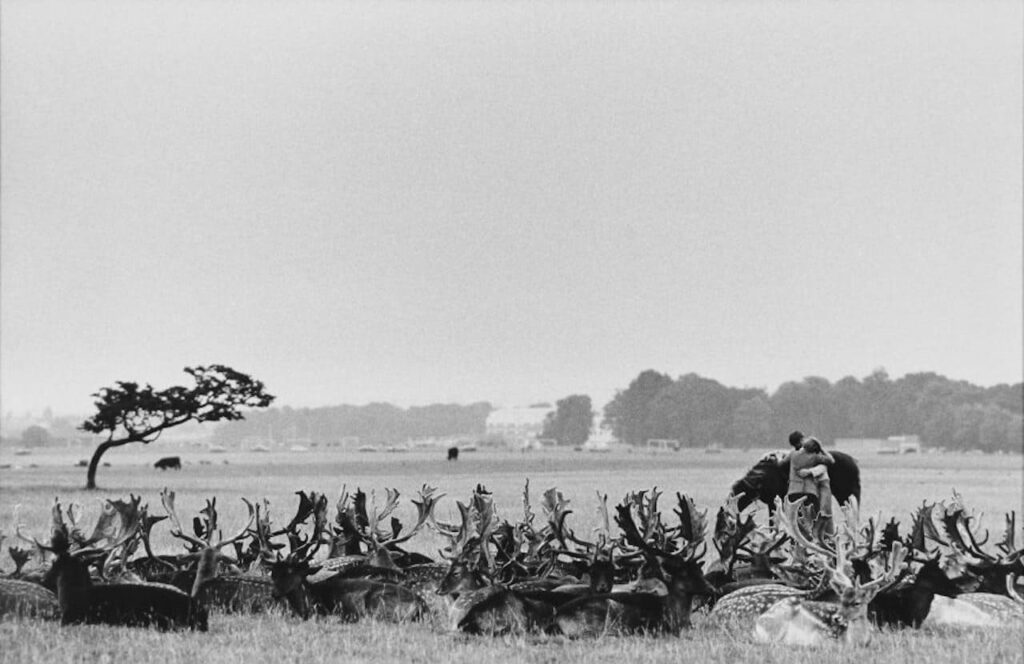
[0,446,1021,663]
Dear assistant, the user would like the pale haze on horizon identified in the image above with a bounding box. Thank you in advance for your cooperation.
[1,2,1021,417]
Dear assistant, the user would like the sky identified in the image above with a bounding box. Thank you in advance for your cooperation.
[1,1,1021,417]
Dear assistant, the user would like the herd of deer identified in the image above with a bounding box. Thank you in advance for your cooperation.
[0,483,1021,646]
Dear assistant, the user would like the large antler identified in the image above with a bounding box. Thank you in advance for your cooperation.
[673,493,708,560]
[438,485,497,572]
[908,502,940,552]
[776,497,834,559]
[939,494,997,563]
[869,541,908,592]
[713,494,758,567]
[615,492,669,560]
[13,504,49,558]
[541,487,590,552]
[49,498,142,561]
[281,491,328,563]
[377,485,444,549]
[161,488,207,552]
[996,512,1021,560]
[161,488,256,555]
[615,489,673,556]
[329,486,367,556]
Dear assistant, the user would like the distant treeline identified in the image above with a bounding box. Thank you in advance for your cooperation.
[207,369,1022,454]
[211,402,493,446]
[602,369,1023,453]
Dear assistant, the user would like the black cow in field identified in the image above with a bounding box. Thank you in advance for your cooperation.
[154,456,182,471]
[447,447,459,461]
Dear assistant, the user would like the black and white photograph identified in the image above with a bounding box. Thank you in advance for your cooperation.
[1,2,1021,662]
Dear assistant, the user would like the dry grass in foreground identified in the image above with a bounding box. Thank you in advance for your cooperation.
[0,612,1020,664]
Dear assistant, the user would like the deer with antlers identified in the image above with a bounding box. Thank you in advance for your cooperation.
[933,493,1023,594]
[159,488,282,613]
[435,484,557,634]
[856,504,963,629]
[555,491,717,636]
[308,485,444,587]
[754,541,907,646]
[714,496,883,628]
[750,495,909,645]
[264,490,430,622]
[39,498,211,630]
[921,493,1024,627]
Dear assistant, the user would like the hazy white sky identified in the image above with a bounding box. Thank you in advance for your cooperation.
[2,1,1021,416]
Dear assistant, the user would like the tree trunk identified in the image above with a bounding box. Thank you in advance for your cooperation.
[86,439,119,489]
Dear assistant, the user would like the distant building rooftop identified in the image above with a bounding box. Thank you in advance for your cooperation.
[485,406,554,428]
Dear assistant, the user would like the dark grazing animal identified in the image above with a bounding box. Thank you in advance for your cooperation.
[447,447,459,461]
[730,450,861,513]
[154,456,182,471]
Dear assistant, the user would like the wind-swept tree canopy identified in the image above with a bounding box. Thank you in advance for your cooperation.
[80,365,274,489]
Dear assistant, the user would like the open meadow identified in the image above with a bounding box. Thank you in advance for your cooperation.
[1,445,1021,663]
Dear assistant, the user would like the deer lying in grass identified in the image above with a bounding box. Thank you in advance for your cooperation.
[860,506,962,628]
[921,495,1024,628]
[750,496,908,646]
[714,496,932,630]
[160,488,281,614]
[265,489,430,622]
[435,485,556,634]
[754,543,906,646]
[936,495,1023,594]
[40,499,212,630]
[555,491,717,637]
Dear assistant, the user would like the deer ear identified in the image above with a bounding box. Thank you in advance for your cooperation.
[304,565,322,576]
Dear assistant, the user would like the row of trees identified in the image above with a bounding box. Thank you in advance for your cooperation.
[69,364,1019,490]
[602,369,1023,453]
[211,401,493,447]
[209,368,1020,452]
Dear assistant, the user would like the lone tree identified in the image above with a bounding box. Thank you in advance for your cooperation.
[80,364,274,489]
[542,394,594,448]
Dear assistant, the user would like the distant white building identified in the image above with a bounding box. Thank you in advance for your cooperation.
[833,435,923,456]
[485,405,554,446]
[881,435,922,454]
[581,425,617,452]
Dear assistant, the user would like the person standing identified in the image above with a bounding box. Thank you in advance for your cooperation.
[785,432,834,514]
[796,437,835,538]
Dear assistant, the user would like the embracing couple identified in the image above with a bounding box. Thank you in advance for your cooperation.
[784,430,835,537]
